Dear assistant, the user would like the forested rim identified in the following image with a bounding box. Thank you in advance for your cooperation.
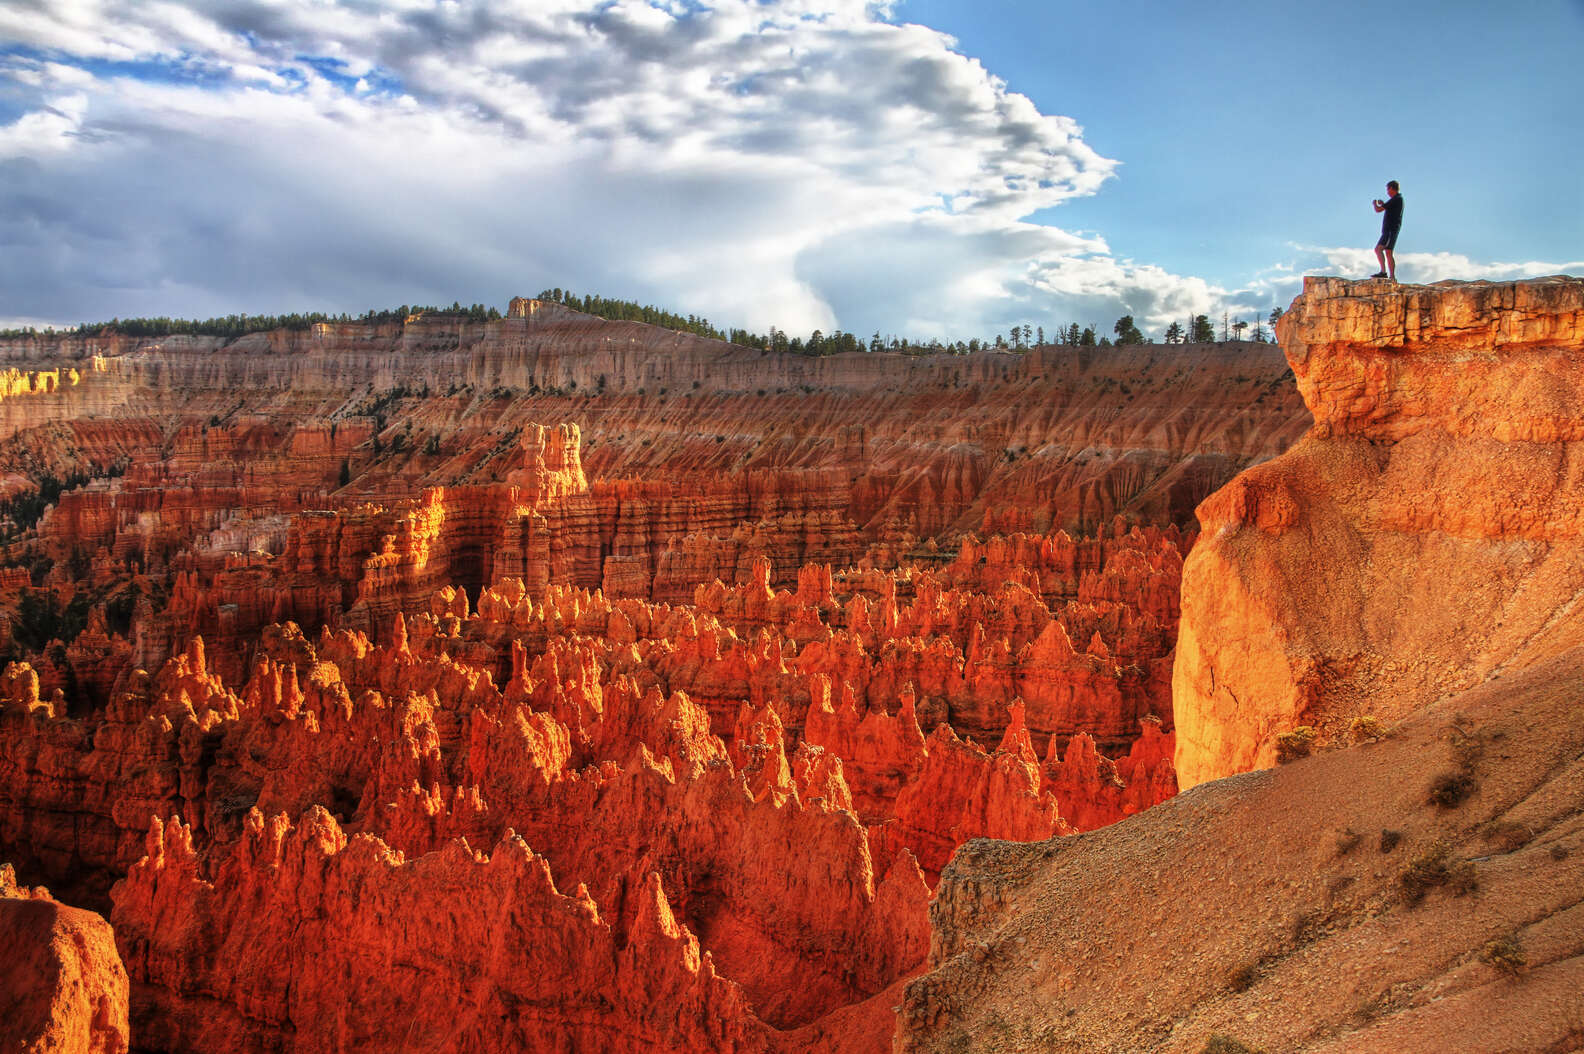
[2,290,1285,352]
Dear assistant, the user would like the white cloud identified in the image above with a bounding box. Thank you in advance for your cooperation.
[1299,245,1584,286]
[6,0,1508,342]
[0,93,86,159]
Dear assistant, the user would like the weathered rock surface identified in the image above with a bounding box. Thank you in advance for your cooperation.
[0,863,130,1054]
[1175,276,1584,787]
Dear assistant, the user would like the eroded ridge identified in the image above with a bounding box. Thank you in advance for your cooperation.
[899,275,1584,1053]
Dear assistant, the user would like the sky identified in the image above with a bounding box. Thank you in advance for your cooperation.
[1,0,1580,343]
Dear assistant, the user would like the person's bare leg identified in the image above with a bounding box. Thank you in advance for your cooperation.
[1374,245,1387,276]
[1384,248,1395,281]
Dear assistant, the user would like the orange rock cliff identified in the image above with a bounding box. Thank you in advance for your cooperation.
[0,298,1320,1050]
[1174,275,1584,787]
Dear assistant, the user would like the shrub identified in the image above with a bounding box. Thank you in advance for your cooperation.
[1400,841,1477,904]
[1348,715,1386,743]
[1429,770,1477,808]
[1480,934,1527,977]
[1379,828,1402,852]
[1203,1037,1266,1054]
[1428,722,1483,806]
[1275,726,1317,763]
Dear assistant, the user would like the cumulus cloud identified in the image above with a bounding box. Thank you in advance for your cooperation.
[8,0,1551,341]
[1297,246,1584,287]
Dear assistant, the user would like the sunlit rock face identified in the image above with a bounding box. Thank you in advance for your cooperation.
[1174,275,1584,789]
[0,302,1308,1050]
[0,864,129,1054]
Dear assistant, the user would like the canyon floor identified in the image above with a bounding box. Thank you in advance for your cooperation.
[2,278,1581,1053]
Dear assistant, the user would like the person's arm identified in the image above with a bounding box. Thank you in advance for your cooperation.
[1373,198,1385,213]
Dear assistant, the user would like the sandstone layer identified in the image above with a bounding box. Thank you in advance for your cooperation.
[1174,276,1584,787]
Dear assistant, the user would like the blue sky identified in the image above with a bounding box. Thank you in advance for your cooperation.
[900,0,1584,289]
[1,1,1579,343]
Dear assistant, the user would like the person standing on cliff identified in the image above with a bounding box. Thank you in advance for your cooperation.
[1371,180,1404,280]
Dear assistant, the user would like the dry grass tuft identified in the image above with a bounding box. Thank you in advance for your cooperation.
[1347,715,1387,743]
[1484,820,1533,852]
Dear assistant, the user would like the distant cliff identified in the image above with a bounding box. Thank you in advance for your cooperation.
[0,302,1309,534]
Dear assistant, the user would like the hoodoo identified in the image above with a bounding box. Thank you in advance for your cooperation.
[0,302,1305,1051]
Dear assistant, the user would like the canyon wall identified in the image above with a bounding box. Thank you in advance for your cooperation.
[0,302,1308,1051]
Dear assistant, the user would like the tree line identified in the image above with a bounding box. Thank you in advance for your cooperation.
[2,288,1287,352]
[0,302,503,340]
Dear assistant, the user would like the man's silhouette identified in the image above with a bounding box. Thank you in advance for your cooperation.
[1372,181,1403,280]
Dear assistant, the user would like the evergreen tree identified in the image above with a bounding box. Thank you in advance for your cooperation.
[1191,315,1215,343]
[1112,315,1145,345]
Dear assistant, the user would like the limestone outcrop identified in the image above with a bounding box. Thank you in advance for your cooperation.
[1174,276,1584,788]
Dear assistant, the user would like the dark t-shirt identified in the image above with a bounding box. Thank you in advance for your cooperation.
[1381,194,1404,233]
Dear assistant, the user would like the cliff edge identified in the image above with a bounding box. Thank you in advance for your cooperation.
[1174,275,1584,787]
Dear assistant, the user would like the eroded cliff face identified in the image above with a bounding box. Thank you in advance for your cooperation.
[0,302,1306,1051]
[899,647,1584,1053]
[1174,276,1584,788]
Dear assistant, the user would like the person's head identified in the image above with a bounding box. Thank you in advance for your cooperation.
[1386,180,1400,196]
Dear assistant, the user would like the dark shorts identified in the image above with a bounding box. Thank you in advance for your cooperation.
[1377,228,1400,250]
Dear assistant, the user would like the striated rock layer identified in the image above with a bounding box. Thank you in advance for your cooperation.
[1174,276,1584,787]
